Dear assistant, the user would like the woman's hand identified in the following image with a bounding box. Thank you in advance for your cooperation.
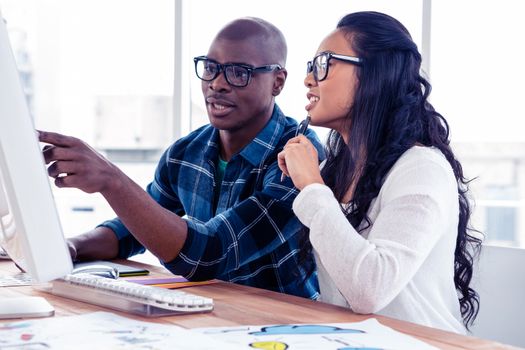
[277,135,324,190]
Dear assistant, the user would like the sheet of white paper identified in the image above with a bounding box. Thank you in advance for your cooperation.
[0,311,246,349]
[194,318,437,350]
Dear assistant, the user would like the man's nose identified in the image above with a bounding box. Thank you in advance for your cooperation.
[209,70,231,92]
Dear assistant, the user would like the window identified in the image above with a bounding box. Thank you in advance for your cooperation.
[2,1,523,248]
[485,185,517,244]
[0,0,174,158]
[0,0,174,239]
[432,1,525,247]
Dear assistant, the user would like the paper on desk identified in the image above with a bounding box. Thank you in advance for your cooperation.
[0,311,246,349]
[194,318,437,350]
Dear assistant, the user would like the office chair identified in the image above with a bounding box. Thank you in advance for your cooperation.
[470,244,525,347]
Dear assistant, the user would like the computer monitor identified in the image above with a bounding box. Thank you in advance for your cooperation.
[0,10,73,316]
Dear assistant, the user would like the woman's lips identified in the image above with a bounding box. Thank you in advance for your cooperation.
[305,94,319,111]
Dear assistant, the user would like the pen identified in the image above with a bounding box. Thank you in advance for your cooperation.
[281,115,311,182]
[295,115,310,137]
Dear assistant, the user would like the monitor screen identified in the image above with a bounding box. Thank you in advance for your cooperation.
[0,11,72,283]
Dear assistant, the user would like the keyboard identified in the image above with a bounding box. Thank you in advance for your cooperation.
[0,247,10,260]
[50,273,213,317]
[0,272,33,287]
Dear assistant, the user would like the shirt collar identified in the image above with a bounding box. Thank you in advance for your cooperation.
[239,104,286,166]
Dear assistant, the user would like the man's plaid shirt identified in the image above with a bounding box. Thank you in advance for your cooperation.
[101,105,323,299]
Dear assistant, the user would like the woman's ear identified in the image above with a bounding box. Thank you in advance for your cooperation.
[272,68,288,96]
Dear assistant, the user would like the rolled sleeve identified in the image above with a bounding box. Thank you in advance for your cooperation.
[97,218,145,259]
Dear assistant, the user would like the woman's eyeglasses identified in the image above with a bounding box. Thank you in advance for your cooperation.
[194,56,282,88]
[306,52,363,82]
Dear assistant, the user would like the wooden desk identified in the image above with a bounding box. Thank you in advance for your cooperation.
[0,260,515,350]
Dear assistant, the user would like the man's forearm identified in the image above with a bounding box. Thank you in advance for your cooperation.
[69,226,119,261]
[38,130,187,263]
[101,174,188,263]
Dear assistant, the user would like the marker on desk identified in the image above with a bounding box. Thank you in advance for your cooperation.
[281,115,311,182]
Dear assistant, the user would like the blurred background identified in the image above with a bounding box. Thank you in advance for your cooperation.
[1,0,524,257]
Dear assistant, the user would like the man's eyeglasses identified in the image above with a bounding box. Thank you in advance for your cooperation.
[194,56,282,88]
[307,52,363,82]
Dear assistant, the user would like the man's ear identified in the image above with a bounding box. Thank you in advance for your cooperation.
[272,68,287,96]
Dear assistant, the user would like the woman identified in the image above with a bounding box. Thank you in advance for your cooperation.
[278,11,481,333]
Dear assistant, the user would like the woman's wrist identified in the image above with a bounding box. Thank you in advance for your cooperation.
[297,176,325,190]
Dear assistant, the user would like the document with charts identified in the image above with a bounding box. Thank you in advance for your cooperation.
[194,318,437,350]
[0,311,245,349]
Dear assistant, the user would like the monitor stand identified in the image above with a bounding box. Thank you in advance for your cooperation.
[0,296,54,319]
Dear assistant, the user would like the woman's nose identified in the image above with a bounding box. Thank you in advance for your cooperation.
[304,71,317,88]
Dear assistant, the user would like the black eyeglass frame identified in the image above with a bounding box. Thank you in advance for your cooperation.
[307,52,363,82]
[193,56,282,87]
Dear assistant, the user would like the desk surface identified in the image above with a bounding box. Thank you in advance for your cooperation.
[0,260,515,350]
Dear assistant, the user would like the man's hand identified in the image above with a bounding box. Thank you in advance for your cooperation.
[66,239,78,261]
[38,130,124,195]
[66,227,120,262]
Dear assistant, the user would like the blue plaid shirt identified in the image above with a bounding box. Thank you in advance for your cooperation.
[100,105,323,299]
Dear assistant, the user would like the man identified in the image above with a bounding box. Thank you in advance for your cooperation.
[39,17,323,299]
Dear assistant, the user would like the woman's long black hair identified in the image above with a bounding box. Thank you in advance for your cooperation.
[302,11,482,329]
